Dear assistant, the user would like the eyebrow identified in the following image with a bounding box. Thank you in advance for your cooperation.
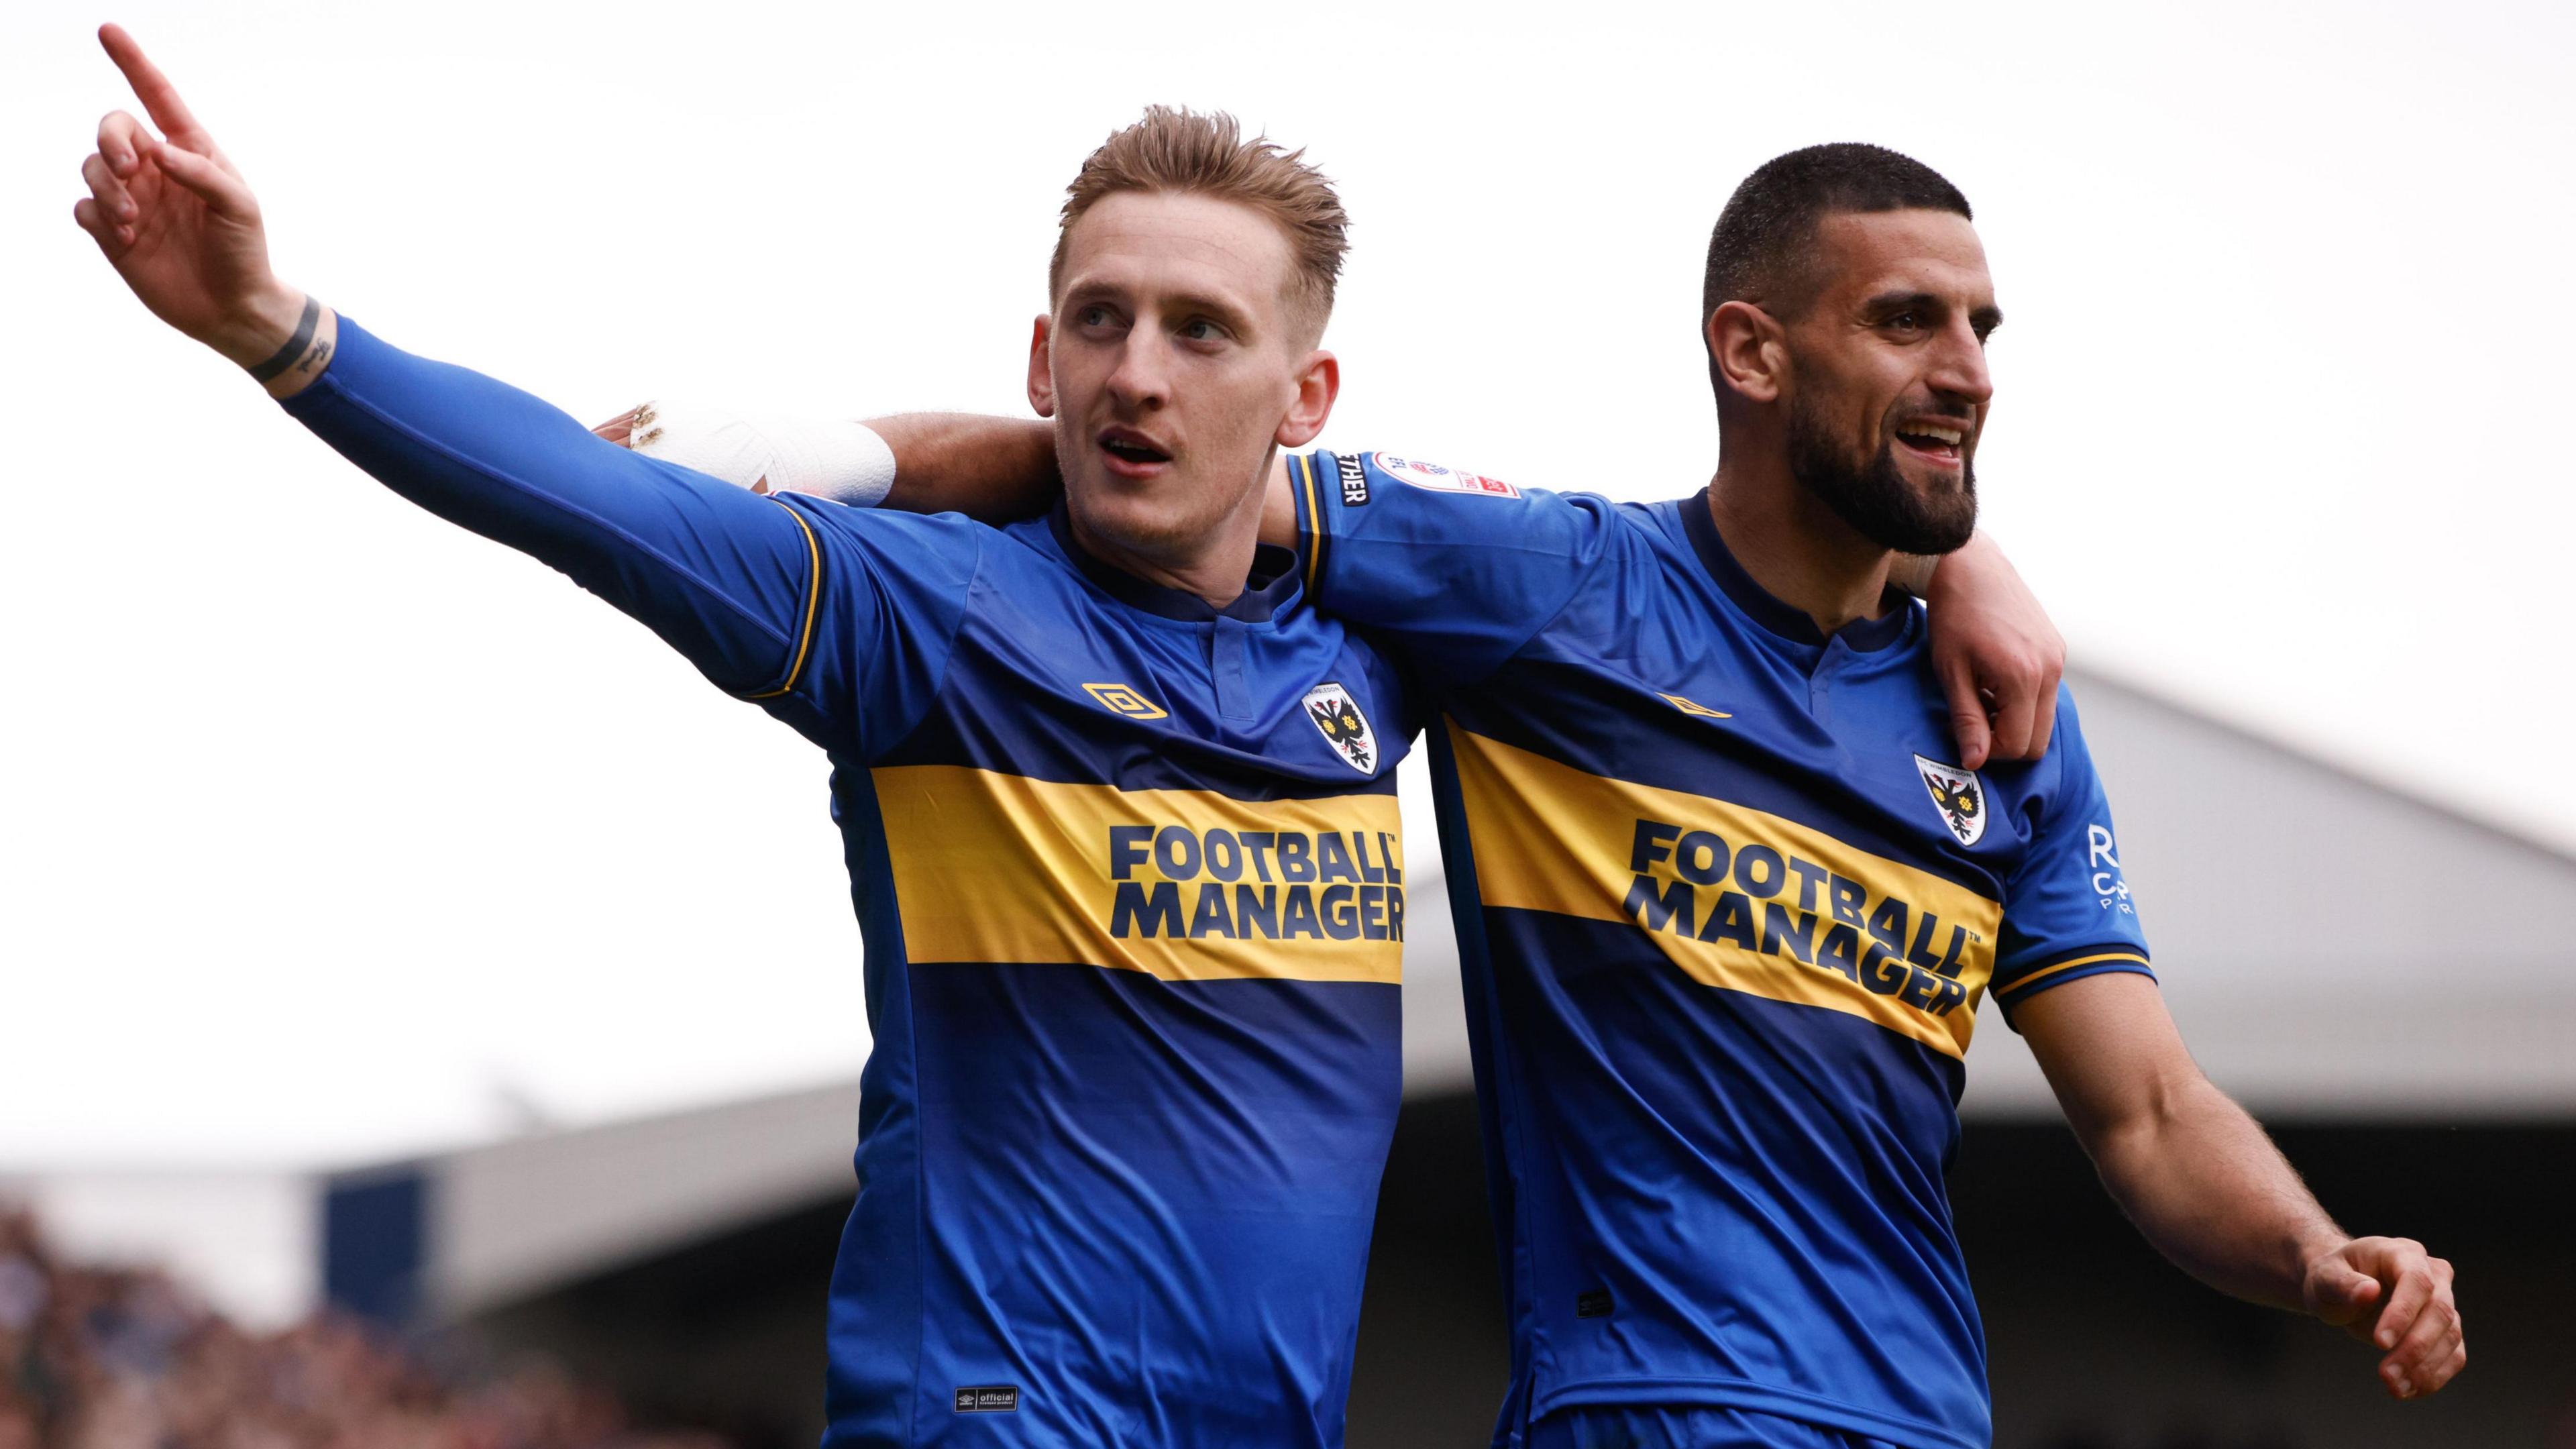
[1063,279,1260,334]
[1169,289,1260,333]
[1862,289,2006,334]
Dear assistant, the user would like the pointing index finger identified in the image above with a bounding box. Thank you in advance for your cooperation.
[98,23,207,145]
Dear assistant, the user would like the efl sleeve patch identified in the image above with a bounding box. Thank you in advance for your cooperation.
[1371,451,1519,498]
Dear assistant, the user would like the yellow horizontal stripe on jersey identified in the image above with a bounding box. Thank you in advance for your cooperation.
[874,764,1405,985]
[1446,722,2002,1059]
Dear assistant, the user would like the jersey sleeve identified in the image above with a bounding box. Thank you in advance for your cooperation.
[278,317,980,755]
[1988,689,2155,1023]
[1287,448,1620,689]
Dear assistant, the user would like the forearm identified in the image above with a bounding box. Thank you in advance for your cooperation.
[688,408,1295,547]
[2081,1075,2343,1311]
[874,414,1059,522]
[282,315,819,696]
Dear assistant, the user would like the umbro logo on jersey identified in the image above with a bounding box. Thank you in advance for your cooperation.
[1303,682,1379,775]
[1658,692,1733,720]
[1336,452,1371,506]
[1913,755,1987,847]
[953,1385,1019,1413]
[1083,682,1169,720]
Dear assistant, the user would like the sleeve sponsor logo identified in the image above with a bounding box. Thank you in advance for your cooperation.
[1912,754,1987,846]
[1083,682,1169,720]
[1335,452,1371,506]
[2087,823,2136,916]
[1371,451,1520,499]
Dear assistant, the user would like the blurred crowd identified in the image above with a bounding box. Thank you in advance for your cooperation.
[0,1206,723,1449]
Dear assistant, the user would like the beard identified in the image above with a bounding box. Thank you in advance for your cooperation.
[1784,397,1978,555]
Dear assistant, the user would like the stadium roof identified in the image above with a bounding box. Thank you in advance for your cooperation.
[1962,666,2576,1119]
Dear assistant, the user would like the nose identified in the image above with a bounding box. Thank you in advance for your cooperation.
[1927,317,1993,411]
[1105,331,1171,415]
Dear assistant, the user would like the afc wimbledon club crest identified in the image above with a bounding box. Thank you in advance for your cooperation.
[1303,683,1379,775]
[1912,754,1988,847]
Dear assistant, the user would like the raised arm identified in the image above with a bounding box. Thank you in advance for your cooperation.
[595,402,1307,547]
[2018,975,2465,1399]
[73,27,833,710]
[592,418,2052,758]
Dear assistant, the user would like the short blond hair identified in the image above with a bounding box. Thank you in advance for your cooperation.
[1049,106,1350,339]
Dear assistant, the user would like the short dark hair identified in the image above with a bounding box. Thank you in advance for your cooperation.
[1702,143,1972,329]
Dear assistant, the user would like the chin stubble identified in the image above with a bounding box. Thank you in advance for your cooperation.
[1784,402,1978,556]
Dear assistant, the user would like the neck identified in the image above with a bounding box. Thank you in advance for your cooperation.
[1065,482,1269,609]
[1707,444,1896,636]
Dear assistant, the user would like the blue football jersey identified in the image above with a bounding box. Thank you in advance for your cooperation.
[281,323,1418,1448]
[1289,449,2151,1449]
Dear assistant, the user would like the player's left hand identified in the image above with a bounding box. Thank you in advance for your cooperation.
[1923,532,2063,769]
[72,24,304,371]
[2303,1236,2464,1399]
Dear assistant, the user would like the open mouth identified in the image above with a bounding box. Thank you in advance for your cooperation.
[1098,429,1173,473]
[1892,419,1969,464]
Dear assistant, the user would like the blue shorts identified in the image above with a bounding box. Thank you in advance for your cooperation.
[1528,1405,1909,1449]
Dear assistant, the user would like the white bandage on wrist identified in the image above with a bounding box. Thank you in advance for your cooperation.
[626,398,897,507]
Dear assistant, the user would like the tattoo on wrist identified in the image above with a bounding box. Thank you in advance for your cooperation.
[290,335,333,383]
[246,296,321,382]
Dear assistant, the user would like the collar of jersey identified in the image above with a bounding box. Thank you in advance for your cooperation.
[1044,503,1300,625]
[1681,488,1915,654]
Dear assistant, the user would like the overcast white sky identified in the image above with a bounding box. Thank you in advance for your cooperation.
[4,0,2570,1167]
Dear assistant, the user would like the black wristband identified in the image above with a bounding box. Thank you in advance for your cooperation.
[246,296,321,383]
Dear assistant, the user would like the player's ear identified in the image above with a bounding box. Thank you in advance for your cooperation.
[1275,348,1338,449]
[1026,314,1057,418]
[1709,301,1787,405]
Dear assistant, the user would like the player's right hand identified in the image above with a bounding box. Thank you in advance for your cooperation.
[2303,1234,2464,1399]
[72,24,305,370]
[1923,531,2063,771]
